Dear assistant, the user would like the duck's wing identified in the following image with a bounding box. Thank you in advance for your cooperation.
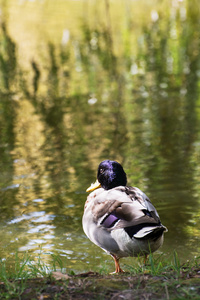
[90,186,166,238]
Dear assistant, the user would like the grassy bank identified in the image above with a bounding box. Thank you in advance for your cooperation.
[0,252,200,299]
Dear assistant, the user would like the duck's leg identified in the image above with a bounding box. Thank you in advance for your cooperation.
[111,254,124,273]
[144,254,148,265]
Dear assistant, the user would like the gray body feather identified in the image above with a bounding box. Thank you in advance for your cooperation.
[83,186,167,258]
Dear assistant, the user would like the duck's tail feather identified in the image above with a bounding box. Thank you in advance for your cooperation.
[134,226,167,240]
[125,225,167,241]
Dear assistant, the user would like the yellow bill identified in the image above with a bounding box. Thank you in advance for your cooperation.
[86,179,101,192]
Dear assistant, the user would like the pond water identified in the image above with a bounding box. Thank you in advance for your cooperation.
[0,0,200,273]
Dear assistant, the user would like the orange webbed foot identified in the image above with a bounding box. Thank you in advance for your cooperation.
[111,254,124,274]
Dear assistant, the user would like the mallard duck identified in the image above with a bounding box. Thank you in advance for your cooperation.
[82,160,167,273]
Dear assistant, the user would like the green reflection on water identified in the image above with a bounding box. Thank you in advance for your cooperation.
[0,0,200,272]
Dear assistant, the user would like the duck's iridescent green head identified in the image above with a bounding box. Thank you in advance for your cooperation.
[86,160,127,192]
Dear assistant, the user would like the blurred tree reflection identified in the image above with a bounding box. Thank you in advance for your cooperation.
[127,1,200,242]
[0,23,16,91]
[0,23,18,217]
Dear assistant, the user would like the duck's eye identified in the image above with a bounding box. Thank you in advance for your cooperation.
[99,168,104,174]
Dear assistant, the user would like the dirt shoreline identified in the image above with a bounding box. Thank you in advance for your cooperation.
[1,267,200,299]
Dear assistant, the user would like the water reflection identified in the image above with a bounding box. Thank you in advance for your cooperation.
[135,2,200,253]
[0,0,200,272]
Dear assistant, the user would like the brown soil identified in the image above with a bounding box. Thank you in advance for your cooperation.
[1,267,200,299]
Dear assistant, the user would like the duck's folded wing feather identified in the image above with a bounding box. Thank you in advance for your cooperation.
[104,202,160,230]
[90,186,163,231]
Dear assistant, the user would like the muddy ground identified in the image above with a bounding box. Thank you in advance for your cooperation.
[1,266,200,300]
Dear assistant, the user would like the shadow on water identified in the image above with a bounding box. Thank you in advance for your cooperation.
[0,0,200,271]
